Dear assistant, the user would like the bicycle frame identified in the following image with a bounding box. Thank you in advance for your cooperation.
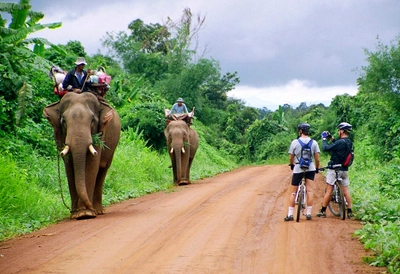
[320,164,346,220]
[295,168,307,222]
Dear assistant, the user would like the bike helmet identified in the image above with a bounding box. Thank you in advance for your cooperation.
[298,123,310,133]
[337,122,352,132]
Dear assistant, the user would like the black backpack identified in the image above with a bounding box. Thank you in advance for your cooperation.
[297,139,313,169]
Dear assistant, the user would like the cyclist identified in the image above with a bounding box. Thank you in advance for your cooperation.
[316,122,354,218]
[284,123,320,221]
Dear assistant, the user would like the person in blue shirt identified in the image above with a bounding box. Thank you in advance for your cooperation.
[169,98,188,115]
[167,98,193,125]
[62,57,92,93]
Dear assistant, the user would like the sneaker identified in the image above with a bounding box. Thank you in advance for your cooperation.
[347,212,354,218]
[306,214,312,220]
[284,215,294,221]
[316,210,326,218]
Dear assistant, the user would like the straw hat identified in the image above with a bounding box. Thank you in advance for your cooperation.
[75,57,87,65]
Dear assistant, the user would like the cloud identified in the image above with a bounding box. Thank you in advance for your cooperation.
[228,80,358,110]
[4,0,397,110]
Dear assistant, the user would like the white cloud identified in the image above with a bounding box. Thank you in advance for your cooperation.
[228,79,358,110]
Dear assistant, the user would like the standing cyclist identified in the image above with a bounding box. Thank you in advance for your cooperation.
[284,123,320,221]
[316,122,354,218]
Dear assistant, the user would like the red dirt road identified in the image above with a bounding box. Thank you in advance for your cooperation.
[0,165,386,274]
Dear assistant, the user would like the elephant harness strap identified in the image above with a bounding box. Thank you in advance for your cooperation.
[99,109,114,133]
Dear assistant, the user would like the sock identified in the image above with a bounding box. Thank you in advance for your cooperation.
[347,208,352,213]
[288,207,294,216]
[306,206,312,215]
[321,206,327,212]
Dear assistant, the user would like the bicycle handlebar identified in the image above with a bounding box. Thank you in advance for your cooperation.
[317,164,342,172]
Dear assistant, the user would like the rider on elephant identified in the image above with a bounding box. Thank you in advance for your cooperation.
[167,98,192,125]
[62,57,92,94]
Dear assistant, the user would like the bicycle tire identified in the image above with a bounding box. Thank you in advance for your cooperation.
[296,187,303,222]
[337,183,346,220]
[327,185,340,217]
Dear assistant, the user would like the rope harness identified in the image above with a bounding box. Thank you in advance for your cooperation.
[57,153,71,212]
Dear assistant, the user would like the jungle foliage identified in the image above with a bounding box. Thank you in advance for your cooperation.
[0,1,400,272]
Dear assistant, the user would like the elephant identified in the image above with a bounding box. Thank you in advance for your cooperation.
[43,92,121,220]
[164,120,199,185]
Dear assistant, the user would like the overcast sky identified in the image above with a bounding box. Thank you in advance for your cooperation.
[5,0,400,110]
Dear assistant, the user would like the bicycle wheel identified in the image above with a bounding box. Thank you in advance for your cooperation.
[327,185,340,217]
[337,183,346,220]
[296,187,303,222]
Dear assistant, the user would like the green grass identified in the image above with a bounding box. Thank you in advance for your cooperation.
[350,158,400,273]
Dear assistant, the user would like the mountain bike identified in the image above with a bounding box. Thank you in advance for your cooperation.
[318,164,347,220]
[294,167,308,222]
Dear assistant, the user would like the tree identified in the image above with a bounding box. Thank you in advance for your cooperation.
[357,37,400,95]
[355,36,400,160]
[0,0,61,131]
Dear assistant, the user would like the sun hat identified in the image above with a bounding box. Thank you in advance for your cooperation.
[75,57,87,65]
[177,98,184,102]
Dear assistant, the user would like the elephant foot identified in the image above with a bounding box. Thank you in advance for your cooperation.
[178,180,190,186]
[95,208,106,215]
[70,209,97,220]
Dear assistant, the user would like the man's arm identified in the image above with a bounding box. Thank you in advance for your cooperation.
[314,152,320,169]
[62,72,72,90]
[322,139,339,152]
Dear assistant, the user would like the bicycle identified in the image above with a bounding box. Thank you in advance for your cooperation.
[318,164,347,220]
[294,167,308,222]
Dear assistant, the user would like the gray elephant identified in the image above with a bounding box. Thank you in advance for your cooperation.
[164,120,199,185]
[43,92,121,220]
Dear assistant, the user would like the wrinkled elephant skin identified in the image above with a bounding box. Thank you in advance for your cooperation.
[43,92,121,220]
[164,120,199,185]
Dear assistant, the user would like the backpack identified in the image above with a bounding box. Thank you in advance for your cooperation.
[342,139,354,167]
[297,139,313,169]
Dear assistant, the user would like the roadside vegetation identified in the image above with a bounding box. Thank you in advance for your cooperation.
[1,1,399,272]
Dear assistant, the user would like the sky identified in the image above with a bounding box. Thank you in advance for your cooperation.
[5,0,400,110]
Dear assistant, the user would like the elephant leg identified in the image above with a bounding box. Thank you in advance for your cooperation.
[187,158,194,184]
[179,152,190,185]
[64,159,79,212]
[93,167,109,215]
[170,154,179,185]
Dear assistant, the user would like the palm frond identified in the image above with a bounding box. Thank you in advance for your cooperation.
[0,3,30,14]
[26,10,44,27]
[33,43,44,56]
[9,3,29,30]
[16,81,32,126]
[0,27,17,38]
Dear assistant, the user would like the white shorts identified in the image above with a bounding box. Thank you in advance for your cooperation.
[326,169,350,187]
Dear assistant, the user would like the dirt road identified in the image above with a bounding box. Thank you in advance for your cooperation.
[0,165,386,274]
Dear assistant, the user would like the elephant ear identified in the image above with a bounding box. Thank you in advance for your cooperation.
[43,101,64,149]
[98,101,114,133]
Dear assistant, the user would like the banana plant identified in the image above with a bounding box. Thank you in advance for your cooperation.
[0,0,63,128]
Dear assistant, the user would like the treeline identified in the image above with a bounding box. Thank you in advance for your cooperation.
[1,1,400,272]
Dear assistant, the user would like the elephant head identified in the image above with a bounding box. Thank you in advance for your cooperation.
[43,92,120,219]
[164,120,199,185]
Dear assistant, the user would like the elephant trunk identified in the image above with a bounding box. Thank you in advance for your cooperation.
[173,142,189,184]
[70,141,94,211]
